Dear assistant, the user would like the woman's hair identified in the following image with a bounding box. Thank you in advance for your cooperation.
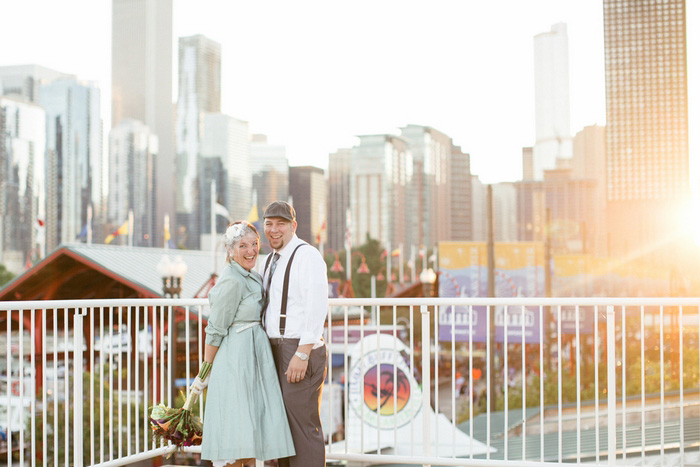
[223,221,259,263]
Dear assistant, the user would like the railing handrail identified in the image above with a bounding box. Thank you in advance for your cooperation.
[329,296,700,306]
[3,296,700,310]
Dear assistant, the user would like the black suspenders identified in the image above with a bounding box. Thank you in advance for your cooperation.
[263,243,307,336]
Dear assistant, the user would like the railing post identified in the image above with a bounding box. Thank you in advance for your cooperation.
[74,307,87,467]
[606,305,616,465]
[421,305,431,467]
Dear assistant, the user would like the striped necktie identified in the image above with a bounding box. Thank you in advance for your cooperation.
[261,253,280,320]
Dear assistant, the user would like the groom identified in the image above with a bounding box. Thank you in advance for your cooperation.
[260,201,328,467]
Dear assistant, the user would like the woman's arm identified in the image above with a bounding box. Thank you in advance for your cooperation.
[204,343,218,364]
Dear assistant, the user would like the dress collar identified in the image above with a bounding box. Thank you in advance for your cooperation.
[230,260,263,286]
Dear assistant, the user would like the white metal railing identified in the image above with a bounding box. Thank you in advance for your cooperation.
[0,297,698,466]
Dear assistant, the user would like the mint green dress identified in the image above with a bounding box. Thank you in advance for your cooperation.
[201,261,295,462]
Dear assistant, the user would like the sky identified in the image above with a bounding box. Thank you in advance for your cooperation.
[0,0,697,186]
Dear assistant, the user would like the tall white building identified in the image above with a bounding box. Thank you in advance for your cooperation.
[350,134,411,249]
[400,125,451,249]
[201,113,251,222]
[327,148,351,252]
[491,182,518,242]
[250,134,289,216]
[39,78,103,252]
[471,176,486,242]
[573,125,606,255]
[112,0,174,247]
[0,96,46,272]
[108,119,157,247]
[175,35,221,249]
[533,23,573,180]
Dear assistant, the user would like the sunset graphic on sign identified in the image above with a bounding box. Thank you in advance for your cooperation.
[363,364,411,415]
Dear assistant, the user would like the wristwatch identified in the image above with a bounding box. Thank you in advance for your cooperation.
[294,351,309,361]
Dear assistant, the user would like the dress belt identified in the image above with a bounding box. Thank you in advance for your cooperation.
[233,321,261,333]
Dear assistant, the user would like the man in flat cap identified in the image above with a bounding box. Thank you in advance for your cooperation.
[260,200,328,467]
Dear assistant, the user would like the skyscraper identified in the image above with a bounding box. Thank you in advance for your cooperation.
[200,113,251,223]
[108,119,157,247]
[400,125,451,249]
[448,145,472,241]
[175,34,221,249]
[327,148,351,252]
[603,0,689,259]
[491,183,518,242]
[0,96,46,272]
[112,0,174,247]
[572,125,607,255]
[289,166,326,247]
[0,65,73,103]
[533,23,573,180]
[39,78,103,253]
[350,134,411,250]
[250,134,289,218]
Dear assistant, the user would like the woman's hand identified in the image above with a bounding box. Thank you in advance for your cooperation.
[189,373,210,395]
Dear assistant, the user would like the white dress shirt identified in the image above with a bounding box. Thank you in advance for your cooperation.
[260,234,328,347]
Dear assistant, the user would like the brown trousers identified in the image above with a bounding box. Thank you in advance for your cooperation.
[269,338,327,467]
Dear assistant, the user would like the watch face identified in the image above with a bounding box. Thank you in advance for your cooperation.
[296,351,308,361]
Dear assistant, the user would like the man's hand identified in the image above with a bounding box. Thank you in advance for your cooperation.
[285,354,309,384]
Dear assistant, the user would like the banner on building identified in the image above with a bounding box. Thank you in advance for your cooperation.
[437,242,544,343]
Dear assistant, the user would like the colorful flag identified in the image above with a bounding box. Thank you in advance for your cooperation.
[315,220,326,245]
[214,202,230,221]
[391,248,400,257]
[76,224,88,240]
[105,220,129,244]
[164,215,176,249]
[247,203,259,229]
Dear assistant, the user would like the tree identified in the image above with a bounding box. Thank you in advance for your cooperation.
[0,264,14,287]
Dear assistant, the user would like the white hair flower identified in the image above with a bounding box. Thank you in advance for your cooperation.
[224,223,244,245]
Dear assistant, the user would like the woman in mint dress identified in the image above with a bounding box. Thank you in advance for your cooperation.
[194,221,295,467]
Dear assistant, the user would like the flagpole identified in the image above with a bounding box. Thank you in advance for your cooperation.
[345,208,351,283]
[87,205,93,244]
[387,241,391,283]
[211,180,217,274]
[128,210,134,247]
[318,204,325,256]
[399,243,404,285]
[410,245,416,283]
[164,214,170,249]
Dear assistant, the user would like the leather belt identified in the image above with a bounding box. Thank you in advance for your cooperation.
[269,337,300,345]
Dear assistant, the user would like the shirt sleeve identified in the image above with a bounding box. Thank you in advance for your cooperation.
[299,247,329,346]
[205,271,243,346]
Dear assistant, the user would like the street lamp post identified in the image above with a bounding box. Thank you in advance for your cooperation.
[327,250,345,274]
[419,267,437,297]
[156,255,188,405]
[157,255,188,298]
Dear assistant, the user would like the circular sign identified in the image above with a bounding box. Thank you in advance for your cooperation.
[348,347,422,429]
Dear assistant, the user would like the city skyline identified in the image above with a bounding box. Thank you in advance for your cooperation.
[2,0,697,189]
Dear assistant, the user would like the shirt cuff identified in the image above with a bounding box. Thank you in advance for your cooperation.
[205,334,223,347]
[299,332,318,347]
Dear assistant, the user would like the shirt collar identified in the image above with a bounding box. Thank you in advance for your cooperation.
[274,234,302,258]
